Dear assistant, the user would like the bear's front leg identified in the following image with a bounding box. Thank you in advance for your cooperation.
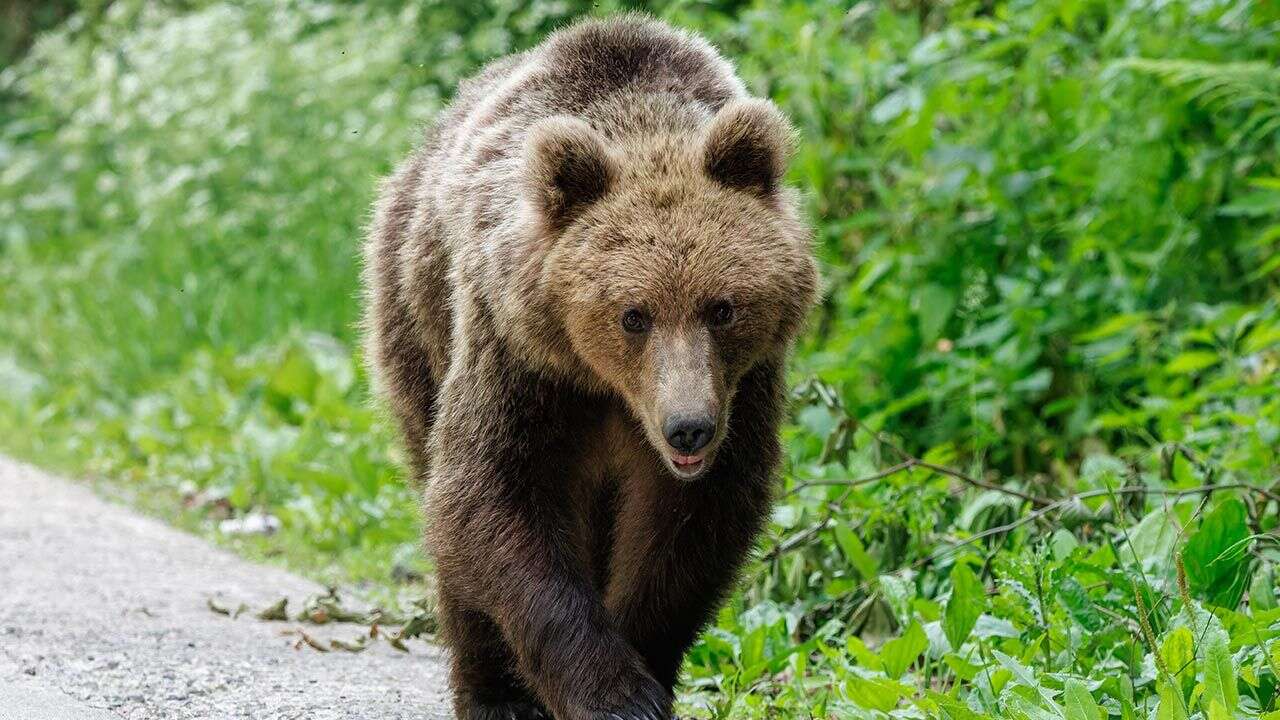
[427,360,671,720]
[606,360,784,690]
[436,601,549,719]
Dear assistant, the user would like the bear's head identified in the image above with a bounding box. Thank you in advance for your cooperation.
[524,99,818,480]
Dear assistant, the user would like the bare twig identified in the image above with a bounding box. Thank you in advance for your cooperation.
[917,483,1280,565]
[767,481,1280,586]
[873,433,1052,507]
[784,460,916,496]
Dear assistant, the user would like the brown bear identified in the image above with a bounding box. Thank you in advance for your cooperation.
[362,14,817,720]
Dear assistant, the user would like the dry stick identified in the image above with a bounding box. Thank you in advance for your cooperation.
[770,482,1280,599]
[784,460,916,496]
[919,483,1280,565]
[785,457,1052,506]
[765,485,862,561]
[786,443,1054,508]
[873,432,1054,507]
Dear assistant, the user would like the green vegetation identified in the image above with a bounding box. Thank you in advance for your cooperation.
[2,0,1279,717]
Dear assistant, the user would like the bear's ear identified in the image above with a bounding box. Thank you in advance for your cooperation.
[523,116,617,230]
[702,99,794,196]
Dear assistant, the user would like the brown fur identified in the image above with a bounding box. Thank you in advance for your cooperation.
[362,14,817,720]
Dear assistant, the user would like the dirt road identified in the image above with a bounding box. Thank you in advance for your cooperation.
[0,456,451,719]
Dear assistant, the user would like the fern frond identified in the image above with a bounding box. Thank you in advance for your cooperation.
[1112,58,1280,146]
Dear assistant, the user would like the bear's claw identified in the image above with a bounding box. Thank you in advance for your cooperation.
[467,699,550,720]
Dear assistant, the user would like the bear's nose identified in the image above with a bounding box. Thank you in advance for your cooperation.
[663,413,715,455]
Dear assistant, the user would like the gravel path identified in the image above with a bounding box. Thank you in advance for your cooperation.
[0,456,451,719]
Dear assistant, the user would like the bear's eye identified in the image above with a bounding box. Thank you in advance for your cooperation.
[620,308,650,334]
[708,300,735,327]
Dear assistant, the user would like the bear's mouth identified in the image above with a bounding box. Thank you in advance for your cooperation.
[667,451,709,479]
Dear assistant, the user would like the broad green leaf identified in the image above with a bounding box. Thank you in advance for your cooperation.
[1164,351,1220,375]
[845,635,884,671]
[1002,688,1063,720]
[833,524,878,581]
[869,85,923,124]
[915,283,955,343]
[920,689,987,720]
[845,675,909,712]
[1076,312,1148,342]
[974,614,1021,639]
[1219,188,1280,217]
[943,652,982,682]
[1198,609,1238,717]
[944,563,984,651]
[1249,564,1277,611]
[993,649,1057,709]
[1204,700,1231,720]
[1050,528,1078,560]
[1057,577,1104,632]
[1063,679,1101,720]
[1184,498,1250,608]
[1244,321,1280,353]
[1161,626,1196,699]
[1156,676,1190,720]
[880,574,914,627]
[1126,508,1179,570]
[880,620,928,679]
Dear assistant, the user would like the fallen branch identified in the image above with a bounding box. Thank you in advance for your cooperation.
[785,433,1054,508]
[784,460,915,496]
[919,482,1280,566]
[767,481,1280,568]
[874,433,1052,508]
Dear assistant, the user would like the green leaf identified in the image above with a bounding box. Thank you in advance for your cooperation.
[1050,528,1079,560]
[1156,676,1190,720]
[1161,626,1196,700]
[1219,188,1280,217]
[833,524,878,581]
[845,675,909,712]
[1197,607,1238,717]
[1126,508,1179,570]
[1075,312,1149,342]
[880,620,928,679]
[1183,498,1250,608]
[880,574,915,627]
[1002,685,1063,720]
[944,563,984,651]
[920,689,988,720]
[915,284,956,343]
[845,635,884,671]
[1063,679,1101,720]
[1250,565,1277,611]
[1164,351,1220,375]
[1057,577,1104,632]
[992,649,1057,708]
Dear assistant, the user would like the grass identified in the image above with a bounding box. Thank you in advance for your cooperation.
[2,0,1279,717]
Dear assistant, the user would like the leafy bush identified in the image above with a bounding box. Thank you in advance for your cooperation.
[1,0,1278,717]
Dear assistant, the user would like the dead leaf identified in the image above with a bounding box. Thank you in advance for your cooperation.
[330,636,369,653]
[299,630,330,652]
[256,597,289,621]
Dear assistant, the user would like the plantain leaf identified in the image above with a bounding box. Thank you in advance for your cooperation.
[1183,498,1250,608]
[834,523,878,581]
[1063,678,1102,720]
[944,563,985,651]
[1198,610,1238,718]
[880,619,928,679]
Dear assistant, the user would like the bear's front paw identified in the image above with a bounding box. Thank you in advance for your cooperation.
[583,675,672,720]
[465,699,551,720]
